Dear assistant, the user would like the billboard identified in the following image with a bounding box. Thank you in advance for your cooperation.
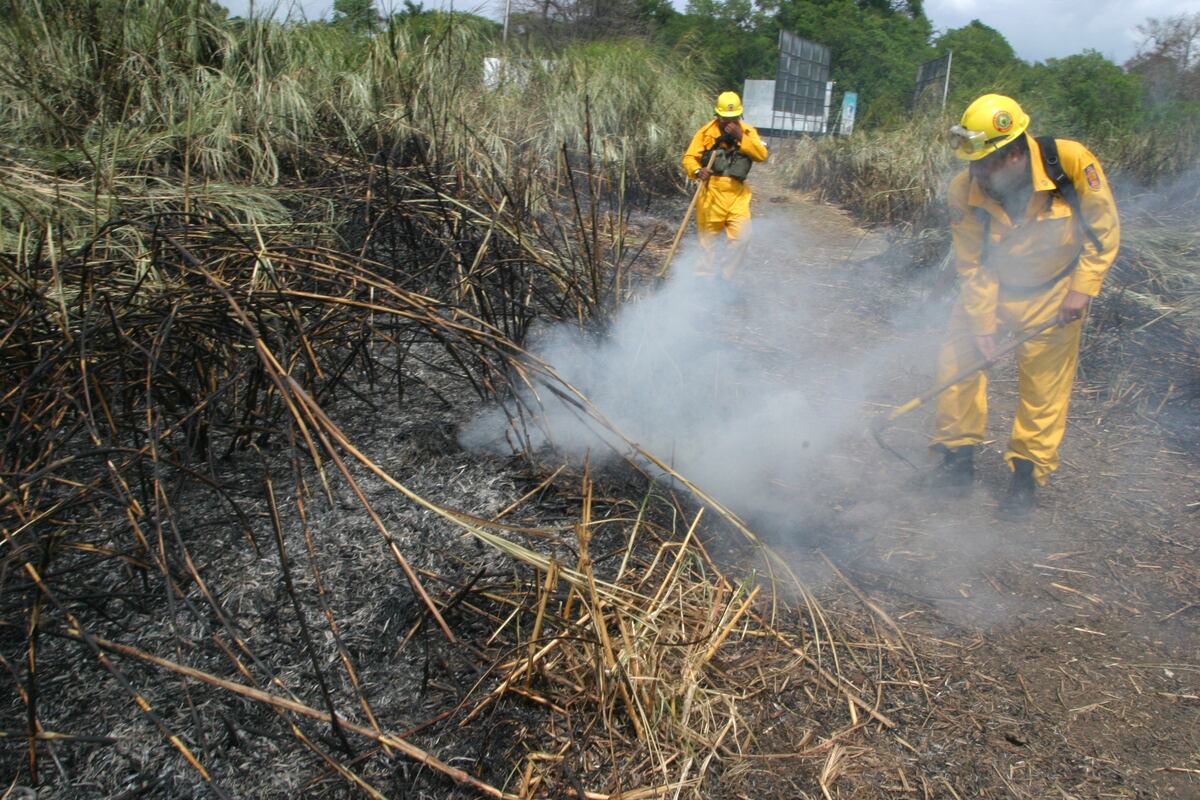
[772,31,833,134]
[743,79,832,135]
[913,52,952,110]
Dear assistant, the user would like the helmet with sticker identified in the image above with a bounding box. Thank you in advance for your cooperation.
[949,94,1030,162]
[714,91,743,118]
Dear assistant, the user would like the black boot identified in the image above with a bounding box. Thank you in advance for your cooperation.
[998,458,1036,519]
[928,444,975,497]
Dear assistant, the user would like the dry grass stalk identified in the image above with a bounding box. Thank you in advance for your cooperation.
[0,37,913,792]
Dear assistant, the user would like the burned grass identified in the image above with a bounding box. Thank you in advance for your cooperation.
[0,139,928,798]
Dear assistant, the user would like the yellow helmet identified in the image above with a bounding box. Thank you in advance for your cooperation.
[949,93,1030,161]
[715,91,743,118]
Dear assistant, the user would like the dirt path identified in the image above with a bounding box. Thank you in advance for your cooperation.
[699,161,1200,797]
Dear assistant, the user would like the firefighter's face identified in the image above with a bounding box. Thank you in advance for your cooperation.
[971,145,1028,200]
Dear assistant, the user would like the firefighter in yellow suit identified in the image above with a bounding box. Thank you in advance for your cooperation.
[930,94,1119,518]
[681,91,769,280]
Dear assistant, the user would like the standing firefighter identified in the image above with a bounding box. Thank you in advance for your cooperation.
[681,91,769,281]
[930,93,1119,518]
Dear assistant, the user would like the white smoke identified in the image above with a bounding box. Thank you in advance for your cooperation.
[459,220,902,530]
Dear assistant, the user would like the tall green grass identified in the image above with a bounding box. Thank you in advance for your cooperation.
[0,0,714,252]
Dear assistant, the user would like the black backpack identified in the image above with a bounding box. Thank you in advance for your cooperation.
[1035,136,1103,252]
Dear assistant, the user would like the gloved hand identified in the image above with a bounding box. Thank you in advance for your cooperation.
[1058,290,1091,324]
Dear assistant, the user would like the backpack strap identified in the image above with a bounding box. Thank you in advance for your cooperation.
[973,207,991,267]
[1036,136,1103,252]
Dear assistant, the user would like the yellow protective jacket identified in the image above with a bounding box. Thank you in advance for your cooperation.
[681,119,769,184]
[948,135,1120,336]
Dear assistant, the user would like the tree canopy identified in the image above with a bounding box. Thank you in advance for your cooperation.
[332,0,378,34]
[770,0,933,123]
[226,0,1192,141]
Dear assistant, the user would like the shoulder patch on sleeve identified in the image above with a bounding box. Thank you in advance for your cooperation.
[949,206,964,225]
[1084,163,1102,192]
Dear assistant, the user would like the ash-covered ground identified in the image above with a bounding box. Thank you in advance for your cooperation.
[3,163,1197,798]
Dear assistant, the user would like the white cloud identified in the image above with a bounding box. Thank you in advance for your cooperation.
[923,0,1200,63]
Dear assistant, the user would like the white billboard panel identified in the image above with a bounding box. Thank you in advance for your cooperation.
[744,79,830,135]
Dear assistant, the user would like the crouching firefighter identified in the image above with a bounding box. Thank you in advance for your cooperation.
[681,91,769,281]
[930,93,1120,518]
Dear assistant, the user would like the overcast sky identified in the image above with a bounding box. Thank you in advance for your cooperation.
[923,0,1200,64]
[226,0,1200,65]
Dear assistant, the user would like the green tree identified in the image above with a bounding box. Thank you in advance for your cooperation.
[333,0,378,34]
[638,0,678,28]
[655,0,776,92]
[1022,51,1142,138]
[687,0,757,24]
[769,0,933,124]
[932,20,1027,109]
[388,7,499,41]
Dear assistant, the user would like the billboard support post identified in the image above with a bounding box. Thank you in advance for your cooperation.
[942,51,952,109]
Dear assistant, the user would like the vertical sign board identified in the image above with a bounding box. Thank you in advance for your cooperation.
[839,91,858,135]
[772,31,832,134]
[913,52,953,110]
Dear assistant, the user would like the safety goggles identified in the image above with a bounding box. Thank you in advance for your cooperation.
[948,125,989,155]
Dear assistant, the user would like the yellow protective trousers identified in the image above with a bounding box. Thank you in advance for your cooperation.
[682,119,767,280]
[694,175,753,279]
[931,273,1082,486]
